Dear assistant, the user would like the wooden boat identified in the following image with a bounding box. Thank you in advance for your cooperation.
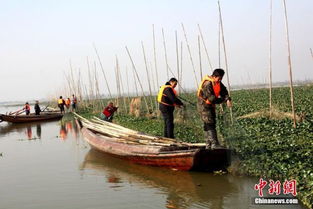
[75,113,231,171]
[0,112,63,123]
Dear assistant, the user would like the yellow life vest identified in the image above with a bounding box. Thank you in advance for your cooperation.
[58,99,64,105]
[157,85,177,106]
[197,75,221,105]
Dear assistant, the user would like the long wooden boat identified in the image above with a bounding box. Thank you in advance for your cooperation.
[76,114,231,171]
[0,112,63,123]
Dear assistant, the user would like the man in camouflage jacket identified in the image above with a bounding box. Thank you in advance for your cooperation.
[197,68,232,149]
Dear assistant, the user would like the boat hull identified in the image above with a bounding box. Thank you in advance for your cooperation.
[81,127,231,171]
[0,113,63,123]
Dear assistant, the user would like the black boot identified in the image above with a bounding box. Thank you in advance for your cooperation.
[208,129,222,149]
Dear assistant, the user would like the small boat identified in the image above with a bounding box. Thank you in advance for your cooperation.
[0,112,63,123]
[75,113,231,171]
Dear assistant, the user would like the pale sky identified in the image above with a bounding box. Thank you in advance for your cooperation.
[0,0,312,102]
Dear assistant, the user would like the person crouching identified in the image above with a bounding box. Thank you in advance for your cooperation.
[100,102,118,122]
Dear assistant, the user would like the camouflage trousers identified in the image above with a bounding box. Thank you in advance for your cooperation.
[198,104,216,131]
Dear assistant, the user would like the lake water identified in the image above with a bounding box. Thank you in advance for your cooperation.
[0,105,306,209]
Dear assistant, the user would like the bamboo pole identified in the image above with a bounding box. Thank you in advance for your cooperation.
[133,67,139,97]
[218,0,233,124]
[87,57,95,107]
[269,0,273,118]
[198,35,203,80]
[175,30,180,93]
[310,48,313,60]
[94,62,104,111]
[125,66,131,103]
[197,24,213,71]
[181,23,198,88]
[116,60,127,115]
[218,17,221,68]
[93,43,113,99]
[180,41,184,90]
[282,0,296,128]
[125,46,151,113]
[152,24,159,90]
[141,41,154,111]
[162,28,170,79]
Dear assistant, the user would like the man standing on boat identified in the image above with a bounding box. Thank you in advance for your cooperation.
[58,96,66,114]
[34,101,41,115]
[71,94,77,112]
[23,102,31,115]
[197,69,232,149]
[157,78,183,139]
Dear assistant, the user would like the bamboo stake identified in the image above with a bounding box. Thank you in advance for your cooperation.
[198,35,203,80]
[310,48,313,60]
[87,57,95,107]
[162,28,170,79]
[180,41,184,90]
[175,30,180,93]
[114,56,121,111]
[116,58,127,114]
[141,41,154,111]
[94,62,104,111]
[133,67,139,97]
[69,59,77,96]
[93,43,113,99]
[125,66,131,103]
[125,46,151,113]
[181,23,198,88]
[152,24,159,90]
[269,0,273,118]
[218,16,221,68]
[282,0,296,128]
[197,24,213,71]
[218,0,233,124]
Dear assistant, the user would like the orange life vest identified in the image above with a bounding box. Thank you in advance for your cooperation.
[157,85,177,106]
[197,75,221,105]
[24,104,30,111]
[65,99,71,106]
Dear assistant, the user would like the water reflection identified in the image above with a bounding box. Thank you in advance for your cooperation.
[58,120,79,140]
[80,150,237,209]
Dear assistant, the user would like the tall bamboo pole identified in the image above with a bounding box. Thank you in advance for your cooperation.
[180,41,184,89]
[126,46,151,113]
[133,67,139,97]
[93,43,113,99]
[175,31,180,93]
[152,24,159,90]
[116,56,127,114]
[181,23,198,88]
[162,28,170,79]
[282,0,296,128]
[141,41,154,110]
[218,17,221,68]
[269,0,273,118]
[198,35,203,80]
[310,48,313,60]
[197,24,213,71]
[218,0,233,124]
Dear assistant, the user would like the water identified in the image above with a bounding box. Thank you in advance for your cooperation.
[0,106,305,209]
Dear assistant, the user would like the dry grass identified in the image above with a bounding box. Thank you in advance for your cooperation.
[237,107,305,122]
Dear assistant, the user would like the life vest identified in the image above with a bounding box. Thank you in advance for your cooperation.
[65,99,71,106]
[197,75,221,105]
[24,104,30,111]
[157,85,177,106]
[58,99,64,105]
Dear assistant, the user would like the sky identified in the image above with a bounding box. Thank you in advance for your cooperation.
[0,0,312,102]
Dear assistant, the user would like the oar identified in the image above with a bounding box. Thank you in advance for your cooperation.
[41,105,49,112]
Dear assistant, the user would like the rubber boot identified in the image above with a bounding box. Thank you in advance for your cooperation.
[208,129,222,149]
[204,131,212,149]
